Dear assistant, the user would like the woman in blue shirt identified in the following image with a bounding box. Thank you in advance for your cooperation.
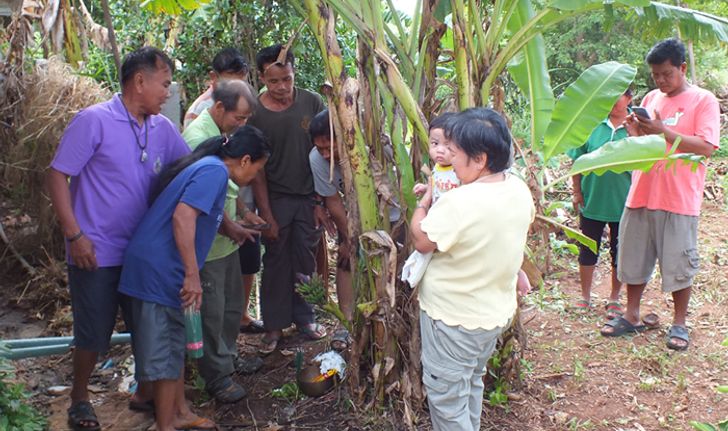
[119,125,269,431]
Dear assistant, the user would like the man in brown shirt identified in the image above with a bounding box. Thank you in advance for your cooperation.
[249,44,326,352]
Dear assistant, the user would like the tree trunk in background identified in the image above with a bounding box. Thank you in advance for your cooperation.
[100,0,121,76]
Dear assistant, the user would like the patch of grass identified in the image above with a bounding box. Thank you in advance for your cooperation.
[546,388,559,403]
[676,372,689,393]
[567,418,595,430]
[271,381,305,401]
[549,361,566,374]
[189,368,210,405]
[637,373,660,392]
[573,358,586,382]
[700,351,728,368]
[520,358,535,379]
[630,344,674,378]
[525,279,570,313]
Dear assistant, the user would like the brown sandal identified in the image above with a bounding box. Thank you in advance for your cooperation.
[642,312,660,329]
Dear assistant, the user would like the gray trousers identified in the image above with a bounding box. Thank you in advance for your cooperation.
[420,310,504,431]
[198,251,243,389]
[260,194,318,331]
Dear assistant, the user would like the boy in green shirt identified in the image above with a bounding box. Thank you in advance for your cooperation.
[568,89,632,319]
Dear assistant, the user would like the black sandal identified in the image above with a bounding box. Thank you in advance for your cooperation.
[666,325,690,351]
[68,401,101,431]
[600,316,647,337]
[239,319,265,334]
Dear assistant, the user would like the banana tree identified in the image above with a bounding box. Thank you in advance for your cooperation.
[290,0,725,426]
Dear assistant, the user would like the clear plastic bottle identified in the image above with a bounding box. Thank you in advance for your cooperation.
[184,304,204,359]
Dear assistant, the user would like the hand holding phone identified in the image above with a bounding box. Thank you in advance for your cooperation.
[631,107,650,119]
[240,223,271,230]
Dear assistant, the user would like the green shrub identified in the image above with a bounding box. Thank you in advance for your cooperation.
[0,345,47,431]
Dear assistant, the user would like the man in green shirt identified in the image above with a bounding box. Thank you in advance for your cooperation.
[183,79,263,403]
[568,89,633,319]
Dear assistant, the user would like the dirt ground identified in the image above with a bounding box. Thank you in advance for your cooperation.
[477,198,728,431]
[1,173,727,431]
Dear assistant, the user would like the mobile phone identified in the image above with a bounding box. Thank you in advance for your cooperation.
[630,107,650,119]
[241,223,271,230]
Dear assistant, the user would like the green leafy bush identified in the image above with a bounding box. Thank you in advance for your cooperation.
[0,345,47,431]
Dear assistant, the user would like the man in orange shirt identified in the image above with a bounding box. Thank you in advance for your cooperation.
[600,39,720,351]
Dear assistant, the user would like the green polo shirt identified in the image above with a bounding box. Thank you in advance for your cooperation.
[567,119,631,223]
[182,109,240,261]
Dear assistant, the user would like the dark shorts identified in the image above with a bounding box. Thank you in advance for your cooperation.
[127,297,185,382]
[238,235,261,275]
[68,265,130,352]
[578,215,620,267]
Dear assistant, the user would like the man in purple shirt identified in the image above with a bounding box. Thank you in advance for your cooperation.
[46,47,190,431]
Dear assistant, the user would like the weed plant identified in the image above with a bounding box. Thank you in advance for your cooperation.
[0,344,47,431]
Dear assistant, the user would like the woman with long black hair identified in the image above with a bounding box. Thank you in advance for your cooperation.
[118,125,269,431]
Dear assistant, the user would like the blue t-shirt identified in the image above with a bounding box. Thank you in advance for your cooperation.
[119,156,228,309]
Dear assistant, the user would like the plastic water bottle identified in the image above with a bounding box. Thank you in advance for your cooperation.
[184,304,203,359]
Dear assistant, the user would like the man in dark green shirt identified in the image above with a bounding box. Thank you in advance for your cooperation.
[568,89,632,318]
[249,44,326,353]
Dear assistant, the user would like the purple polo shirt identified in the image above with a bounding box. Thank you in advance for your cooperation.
[51,94,190,267]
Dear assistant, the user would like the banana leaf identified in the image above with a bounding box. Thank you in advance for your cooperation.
[543,134,665,190]
[550,0,650,10]
[434,0,452,22]
[545,1,728,44]
[542,61,635,161]
[536,214,597,254]
[141,0,207,14]
[636,2,728,43]
[506,0,554,150]
[544,135,705,190]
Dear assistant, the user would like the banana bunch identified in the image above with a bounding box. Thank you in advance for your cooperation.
[294,272,327,306]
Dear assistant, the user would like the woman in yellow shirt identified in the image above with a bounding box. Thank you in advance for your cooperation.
[410,108,535,431]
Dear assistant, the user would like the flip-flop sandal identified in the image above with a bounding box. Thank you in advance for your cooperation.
[666,325,689,351]
[642,312,660,329]
[259,335,280,355]
[570,299,591,314]
[330,328,352,352]
[299,323,327,340]
[600,316,647,337]
[605,301,623,320]
[175,415,217,430]
[208,378,247,404]
[128,398,154,412]
[67,400,101,431]
[239,319,265,334]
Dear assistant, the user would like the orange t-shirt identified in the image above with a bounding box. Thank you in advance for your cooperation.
[625,85,721,216]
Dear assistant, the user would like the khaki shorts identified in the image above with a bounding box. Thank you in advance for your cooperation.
[617,208,699,292]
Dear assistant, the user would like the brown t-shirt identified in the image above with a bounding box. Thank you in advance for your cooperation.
[249,88,324,196]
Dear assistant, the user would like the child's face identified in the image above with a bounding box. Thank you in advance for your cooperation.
[429,128,452,166]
